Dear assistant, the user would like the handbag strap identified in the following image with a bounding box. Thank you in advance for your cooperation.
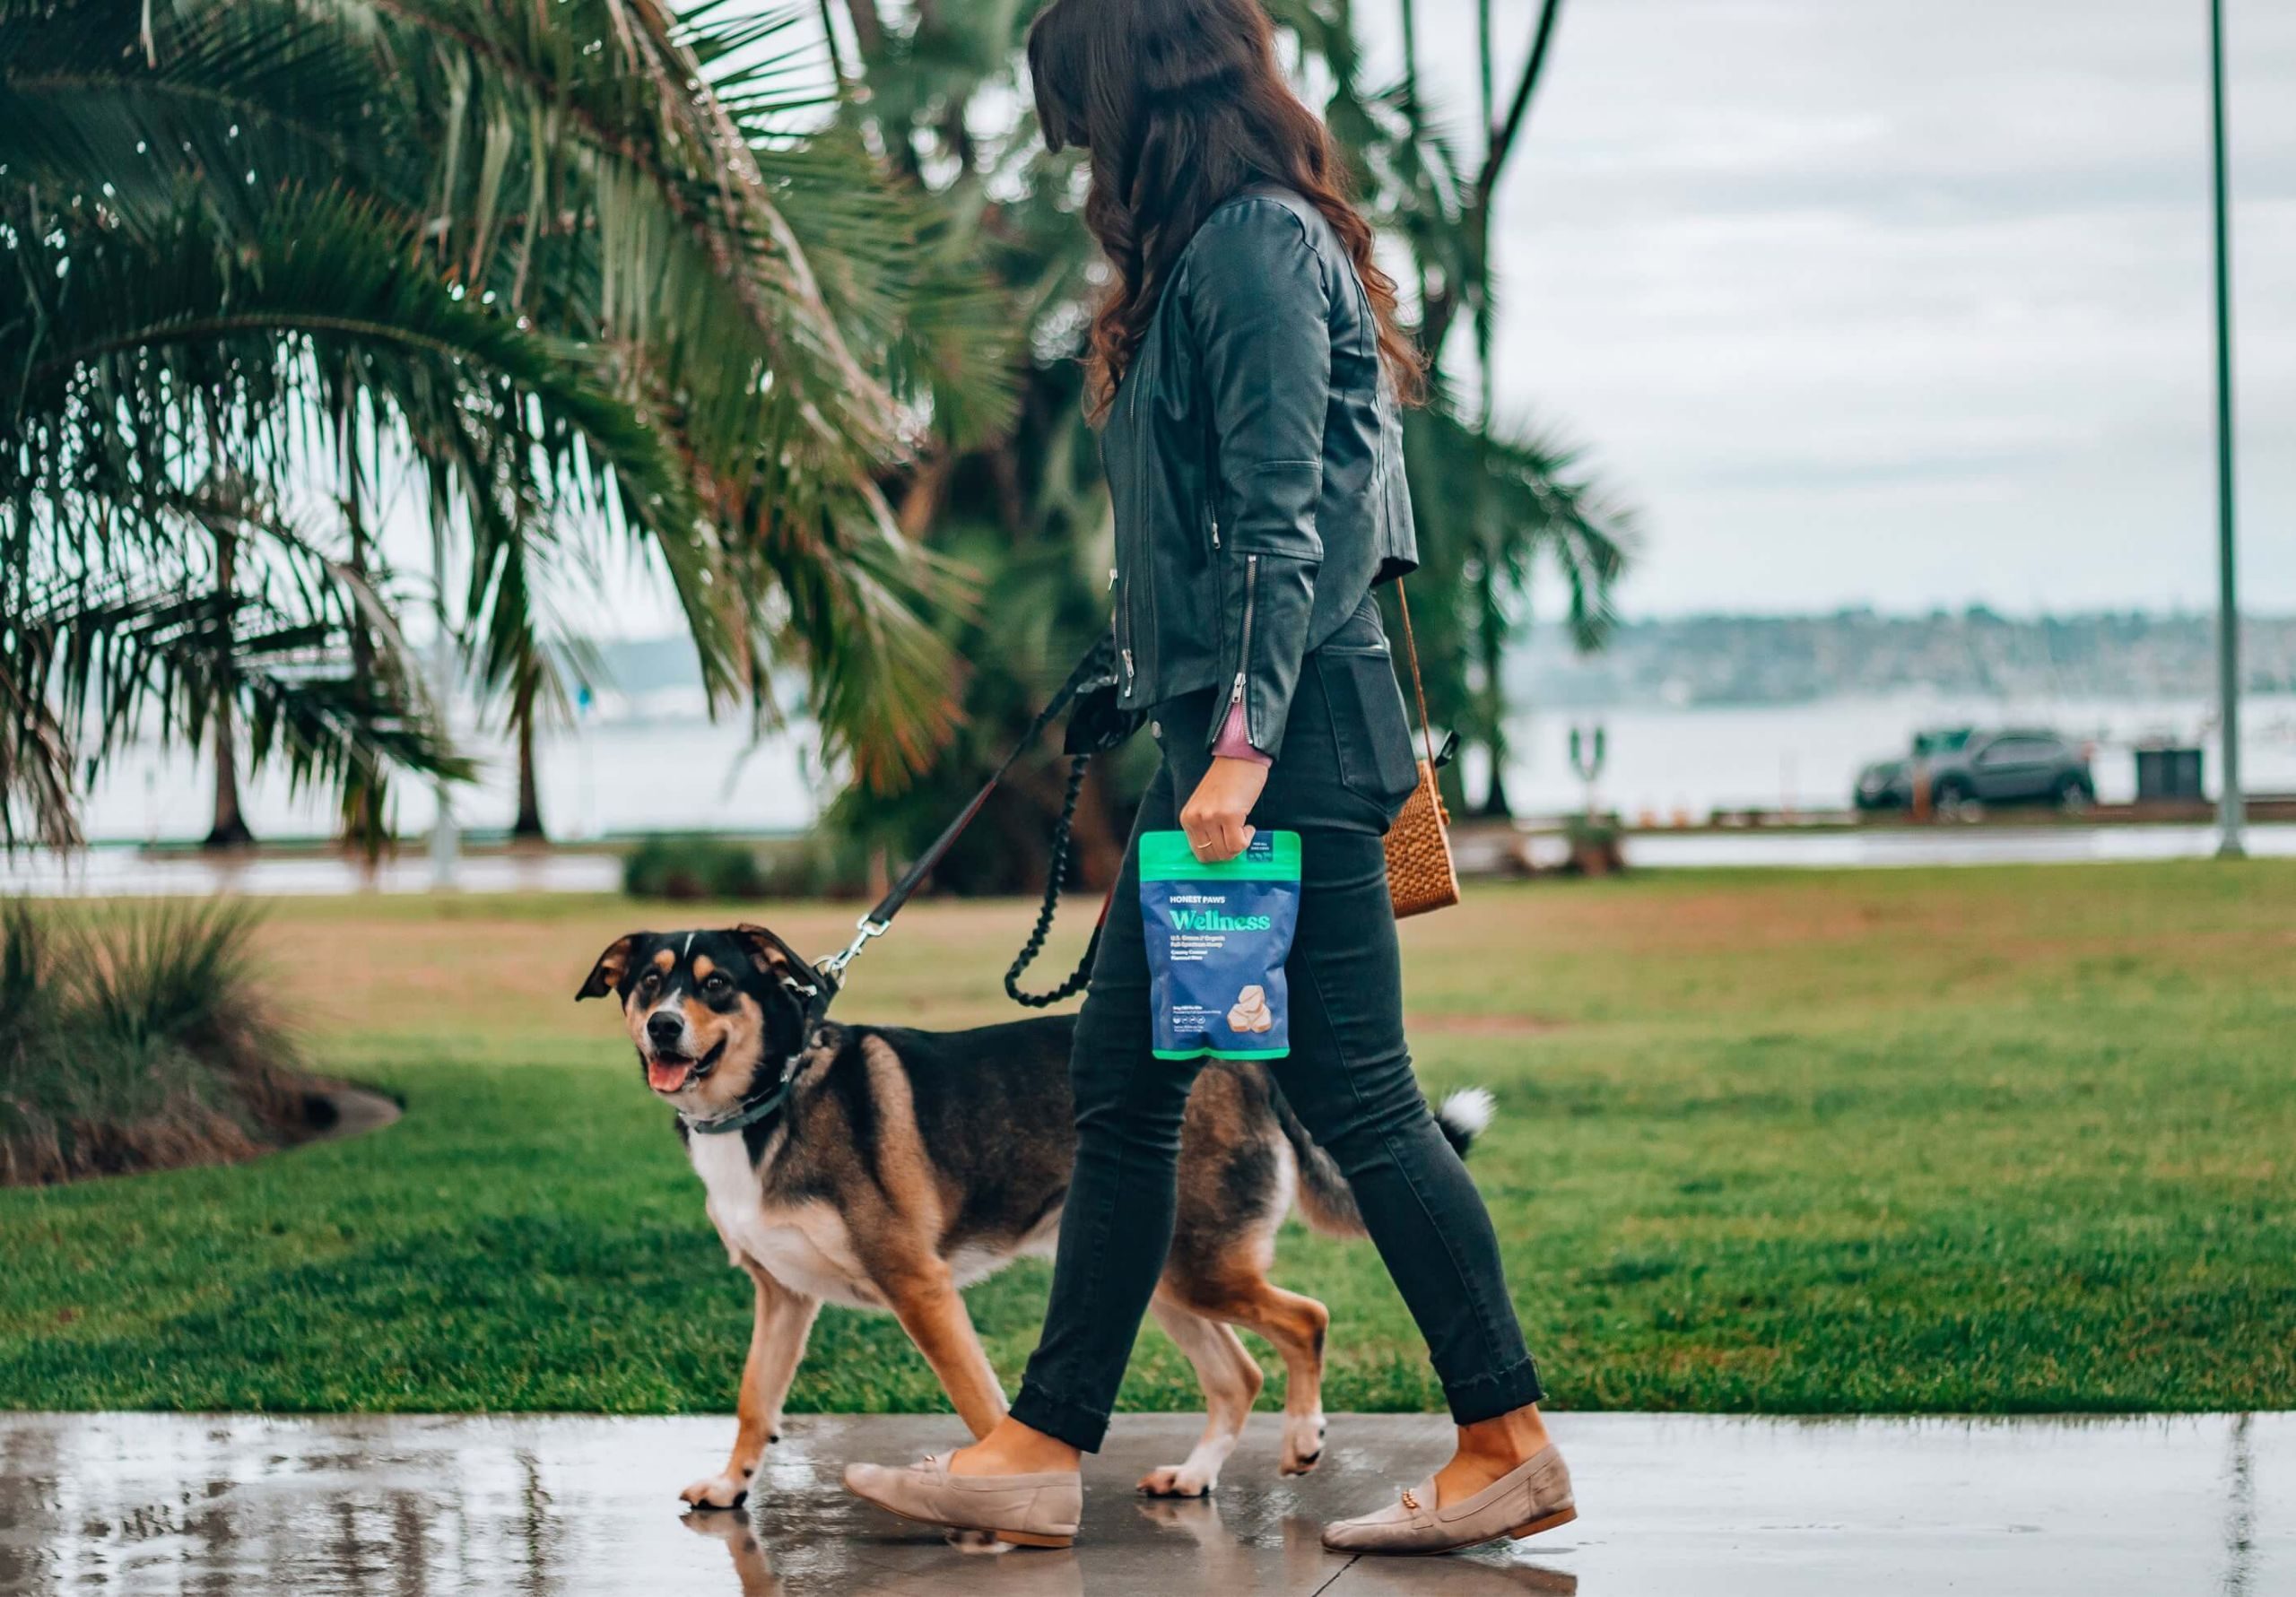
[1393,578,1439,771]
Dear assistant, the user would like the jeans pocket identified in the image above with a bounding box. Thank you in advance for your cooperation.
[1315,645,1421,816]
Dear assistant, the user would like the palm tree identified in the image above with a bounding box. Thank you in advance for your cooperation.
[0,0,1008,847]
[1401,410,1633,814]
[1294,0,1628,815]
[799,0,1634,892]
[790,0,1152,895]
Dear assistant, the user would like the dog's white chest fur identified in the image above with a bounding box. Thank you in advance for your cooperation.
[686,1133,883,1310]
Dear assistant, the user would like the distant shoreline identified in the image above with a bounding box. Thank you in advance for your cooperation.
[1509,610,2296,710]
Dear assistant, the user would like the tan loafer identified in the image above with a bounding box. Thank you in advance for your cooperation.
[843,1452,1083,1549]
[1321,1445,1576,1555]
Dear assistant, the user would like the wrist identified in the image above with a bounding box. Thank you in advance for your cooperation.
[1211,699,1271,765]
[1209,754,1270,781]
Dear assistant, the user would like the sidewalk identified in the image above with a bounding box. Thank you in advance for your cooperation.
[0,1411,2283,1594]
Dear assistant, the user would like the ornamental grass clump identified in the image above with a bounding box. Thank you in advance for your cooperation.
[0,901,307,1185]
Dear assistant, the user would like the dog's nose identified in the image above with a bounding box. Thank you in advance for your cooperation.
[646,1012,685,1048]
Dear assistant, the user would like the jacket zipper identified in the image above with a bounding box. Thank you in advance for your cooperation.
[1113,567,1136,691]
[1226,553,1258,743]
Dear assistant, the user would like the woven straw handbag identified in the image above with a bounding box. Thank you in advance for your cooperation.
[1385,581,1460,918]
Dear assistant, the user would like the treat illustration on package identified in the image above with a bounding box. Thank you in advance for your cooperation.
[1226,985,1274,1033]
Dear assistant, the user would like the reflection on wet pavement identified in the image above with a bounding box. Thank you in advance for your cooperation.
[0,1412,2286,1594]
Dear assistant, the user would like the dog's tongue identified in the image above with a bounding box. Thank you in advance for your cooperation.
[648,1057,694,1092]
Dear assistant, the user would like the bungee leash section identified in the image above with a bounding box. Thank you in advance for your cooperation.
[813,630,1141,1003]
[1001,749,1106,1008]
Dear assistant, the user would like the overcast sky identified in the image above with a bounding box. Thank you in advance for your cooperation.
[384,1,2292,629]
[1381,0,2294,617]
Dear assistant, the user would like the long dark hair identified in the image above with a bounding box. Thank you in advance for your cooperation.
[1027,0,1425,420]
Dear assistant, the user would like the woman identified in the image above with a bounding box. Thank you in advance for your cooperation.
[843,0,1573,1557]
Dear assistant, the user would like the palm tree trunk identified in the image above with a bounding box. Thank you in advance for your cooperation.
[1421,0,1569,360]
[511,665,546,841]
[1400,0,1432,317]
[1478,0,1494,133]
[207,704,252,848]
[1475,563,1513,817]
[338,414,383,860]
[204,524,255,850]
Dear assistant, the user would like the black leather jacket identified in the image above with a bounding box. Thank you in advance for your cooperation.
[1100,184,1419,757]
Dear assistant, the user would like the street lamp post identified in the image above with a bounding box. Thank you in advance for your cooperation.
[2209,0,2244,859]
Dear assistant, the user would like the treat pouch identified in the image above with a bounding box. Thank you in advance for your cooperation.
[1139,829,1302,1061]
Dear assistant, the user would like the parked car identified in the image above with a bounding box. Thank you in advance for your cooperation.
[1855,727,2094,817]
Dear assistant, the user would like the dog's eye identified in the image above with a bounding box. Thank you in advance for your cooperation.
[702,972,731,994]
[636,972,661,996]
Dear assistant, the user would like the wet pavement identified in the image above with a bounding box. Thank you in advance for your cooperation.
[0,1411,2284,1594]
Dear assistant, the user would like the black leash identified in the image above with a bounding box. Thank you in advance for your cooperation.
[813,632,1138,996]
[684,636,1137,1138]
[1004,751,1107,1007]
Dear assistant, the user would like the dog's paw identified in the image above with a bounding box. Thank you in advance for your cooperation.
[1280,1413,1327,1476]
[1136,1464,1216,1498]
[679,1471,751,1510]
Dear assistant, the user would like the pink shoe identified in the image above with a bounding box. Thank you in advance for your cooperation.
[843,1452,1083,1548]
[1321,1445,1576,1555]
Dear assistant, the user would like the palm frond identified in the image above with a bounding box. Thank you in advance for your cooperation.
[4,0,985,843]
[0,501,464,851]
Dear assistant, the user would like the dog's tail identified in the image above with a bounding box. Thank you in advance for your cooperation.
[1272,1082,1497,1239]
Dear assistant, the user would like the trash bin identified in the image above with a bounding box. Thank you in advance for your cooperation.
[2134,746,2204,803]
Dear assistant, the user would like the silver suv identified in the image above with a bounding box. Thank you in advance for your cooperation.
[1856,727,2095,817]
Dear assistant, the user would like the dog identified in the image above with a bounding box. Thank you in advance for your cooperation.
[578,924,1493,1511]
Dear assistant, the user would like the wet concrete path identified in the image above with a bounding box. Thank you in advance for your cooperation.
[0,1411,2284,1594]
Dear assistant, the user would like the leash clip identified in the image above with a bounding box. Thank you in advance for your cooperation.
[816,916,886,984]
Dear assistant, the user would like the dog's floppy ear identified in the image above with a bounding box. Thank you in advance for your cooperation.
[729,924,795,977]
[577,934,639,1001]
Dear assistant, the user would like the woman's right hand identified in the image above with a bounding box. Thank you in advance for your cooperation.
[1180,757,1269,862]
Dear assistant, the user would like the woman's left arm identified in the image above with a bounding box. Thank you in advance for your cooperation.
[1185,199,1333,763]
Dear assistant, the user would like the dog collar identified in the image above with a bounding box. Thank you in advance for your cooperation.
[681,1027,820,1135]
[681,1063,798,1136]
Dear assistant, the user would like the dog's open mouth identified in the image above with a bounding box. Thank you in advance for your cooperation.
[645,1039,725,1095]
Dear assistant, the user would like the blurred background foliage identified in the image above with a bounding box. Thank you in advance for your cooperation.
[822,0,1637,891]
[0,0,1634,886]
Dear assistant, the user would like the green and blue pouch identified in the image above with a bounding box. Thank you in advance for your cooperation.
[1139,829,1301,1061]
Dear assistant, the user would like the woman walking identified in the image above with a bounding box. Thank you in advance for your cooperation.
[844,0,1572,1556]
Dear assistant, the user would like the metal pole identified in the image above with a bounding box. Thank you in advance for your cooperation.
[2209,0,2245,858]
[429,526,460,890]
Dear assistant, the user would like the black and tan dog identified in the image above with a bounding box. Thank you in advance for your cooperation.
[578,924,1492,1512]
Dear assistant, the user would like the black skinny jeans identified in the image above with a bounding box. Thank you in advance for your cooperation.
[1009,604,1544,1452]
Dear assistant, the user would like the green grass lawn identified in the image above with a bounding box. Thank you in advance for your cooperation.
[4,862,2292,1417]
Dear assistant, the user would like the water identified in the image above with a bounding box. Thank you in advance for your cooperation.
[74,693,829,846]
[65,690,2296,846]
